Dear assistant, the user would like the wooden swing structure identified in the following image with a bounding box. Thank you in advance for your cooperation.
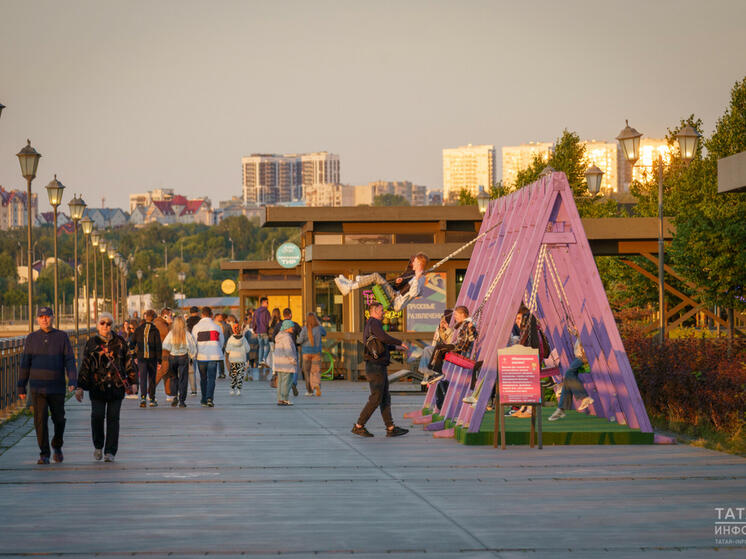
[408,172,653,442]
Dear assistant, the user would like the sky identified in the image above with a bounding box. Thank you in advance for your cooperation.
[1,0,745,214]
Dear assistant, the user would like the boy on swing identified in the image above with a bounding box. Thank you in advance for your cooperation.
[334,253,430,312]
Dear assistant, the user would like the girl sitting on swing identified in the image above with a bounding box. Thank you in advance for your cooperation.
[334,253,430,312]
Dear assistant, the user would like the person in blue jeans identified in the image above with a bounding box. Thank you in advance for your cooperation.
[191,306,225,408]
[252,297,271,367]
[549,339,594,421]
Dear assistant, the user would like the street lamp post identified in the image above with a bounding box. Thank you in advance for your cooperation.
[162,240,168,269]
[45,176,65,328]
[178,271,186,304]
[476,185,490,214]
[121,265,128,321]
[17,140,42,332]
[228,237,235,261]
[90,230,100,318]
[81,216,94,335]
[99,241,107,313]
[585,165,604,195]
[108,246,115,319]
[68,195,86,342]
[136,269,143,318]
[617,120,700,344]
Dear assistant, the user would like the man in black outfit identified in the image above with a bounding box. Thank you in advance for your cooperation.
[17,307,77,464]
[130,309,162,407]
[352,302,409,438]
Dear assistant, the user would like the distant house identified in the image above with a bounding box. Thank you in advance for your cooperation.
[139,195,214,226]
[129,205,148,226]
[36,211,71,228]
[84,208,130,229]
[0,186,38,230]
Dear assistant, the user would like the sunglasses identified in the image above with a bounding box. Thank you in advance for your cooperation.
[99,321,113,326]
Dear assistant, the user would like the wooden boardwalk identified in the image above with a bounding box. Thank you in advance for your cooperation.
[0,379,744,558]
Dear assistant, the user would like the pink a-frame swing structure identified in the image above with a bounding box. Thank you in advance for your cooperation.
[415,172,652,440]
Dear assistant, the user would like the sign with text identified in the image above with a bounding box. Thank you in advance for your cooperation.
[276,242,302,268]
[406,272,446,331]
[498,345,541,404]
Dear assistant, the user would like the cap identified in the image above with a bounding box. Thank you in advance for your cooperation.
[38,306,53,317]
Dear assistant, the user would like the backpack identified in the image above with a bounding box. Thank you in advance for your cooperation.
[364,335,387,361]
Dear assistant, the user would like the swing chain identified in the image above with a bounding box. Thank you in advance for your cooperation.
[527,244,548,316]
[471,239,517,325]
[426,220,503,274]
[546,250,577,333]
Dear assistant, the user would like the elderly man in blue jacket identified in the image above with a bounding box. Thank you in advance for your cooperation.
[18,307,77,464]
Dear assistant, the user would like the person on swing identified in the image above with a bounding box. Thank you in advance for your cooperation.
[335,253,430,312]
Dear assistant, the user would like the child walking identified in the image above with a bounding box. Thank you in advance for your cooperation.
[225,322,251,395]
[273,320,298,406]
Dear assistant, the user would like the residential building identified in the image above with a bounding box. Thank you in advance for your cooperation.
[130,195,213,226]
[242,152,340,206]
[501,142,553,188]
[129,188,174,213]
[368,180,428,206]
[0,186,38,230]
[36,212,70,229]
[305,183,354,207]
[442,144,496,202]
[622,138,672,192]
[84,208,130,229]
[217,197,264,221]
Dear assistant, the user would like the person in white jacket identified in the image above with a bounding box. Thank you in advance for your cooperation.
[162,316,197,407]
[225,322,251,395]
[191,307,224,408]
[273,320,298,406]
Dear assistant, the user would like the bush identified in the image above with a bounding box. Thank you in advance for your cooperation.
[620,321,746,444]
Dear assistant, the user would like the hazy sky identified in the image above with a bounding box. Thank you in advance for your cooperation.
[1,0,745,213]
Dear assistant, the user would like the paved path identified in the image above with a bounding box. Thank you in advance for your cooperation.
[0,379,744,558]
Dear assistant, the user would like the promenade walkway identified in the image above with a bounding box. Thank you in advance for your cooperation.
[0,380,744,558]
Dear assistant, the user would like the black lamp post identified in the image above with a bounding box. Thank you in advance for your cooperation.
[17,140,42,332]
[45,176,65,328]
[617,120,700,344]
[69,194,87,340]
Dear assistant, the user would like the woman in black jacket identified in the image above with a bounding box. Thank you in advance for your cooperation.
[75,312,138,462]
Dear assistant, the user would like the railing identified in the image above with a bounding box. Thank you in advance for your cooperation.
[0,328,94,420]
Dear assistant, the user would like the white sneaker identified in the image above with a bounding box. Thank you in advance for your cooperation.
[578,397,594,411]
[334,275,351,296]
[104,453,114,462]
[93,449,103,461]
[462,394,477,404]
[229,389,235,396]
[305,391,314,396]
[235,389,241,396]
[548,408,566,421]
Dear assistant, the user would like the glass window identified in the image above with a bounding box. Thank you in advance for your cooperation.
[344,234,393,245]
[360,274,403,332]
[395,233,435,244]
[455,269,467,300]
[314,234,343,245]
[314,275,343,332]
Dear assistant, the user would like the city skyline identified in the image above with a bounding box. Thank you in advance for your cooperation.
[1,0,745,214]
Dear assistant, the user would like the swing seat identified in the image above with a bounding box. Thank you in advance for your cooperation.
[371,284,390,309]
[444,352,476,370]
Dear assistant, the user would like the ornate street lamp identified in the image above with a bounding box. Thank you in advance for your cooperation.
[81,216,94,335]
[585,165,604,195]
[676,125,701,162]
[45,176,66,327]
[90,230,100,317]
[616,120,642,164]
[17,140,42,332]
[68,194,86,341]
[0,102,5,120]
[476,185,490,215]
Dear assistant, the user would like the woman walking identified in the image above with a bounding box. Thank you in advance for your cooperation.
[225,322,251,395]
[273,320,298,406]
[297,313,327,397]
[162,316,197,408]
[75,312,137,462]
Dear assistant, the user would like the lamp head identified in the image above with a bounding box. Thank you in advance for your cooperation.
[68,194,87,221]
[585,164,604,194]
[676,125,701,162]
[616,119,642,163]
[81,216,94,235]
[17,140,42,180]
[45,175,65,207]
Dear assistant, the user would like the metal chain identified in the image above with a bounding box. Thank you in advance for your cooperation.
[471,239,517,325]
[546,250,577,332]
[527,244,548,316]
[426,220,503,274]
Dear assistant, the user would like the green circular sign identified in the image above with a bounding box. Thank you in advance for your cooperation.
[276,242,302,268]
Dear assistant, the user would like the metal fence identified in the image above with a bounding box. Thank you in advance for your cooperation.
[0,328,93,420]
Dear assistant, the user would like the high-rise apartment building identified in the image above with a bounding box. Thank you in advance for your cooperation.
[622,139,671,192]
[242,152,340,206]
[501,142,553,188]
[442,144,496,201]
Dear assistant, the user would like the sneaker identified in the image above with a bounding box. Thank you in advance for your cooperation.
[149,399,158,407]
[37,455,50,465]
[236,389,241,396]
[462,394,477,405]
[291,384,299,397]
[207,399,214,407]
[334,275,351,296]
[179,402,187,408]
[420,374,431,386]
[427,373,444,385]
[283,400,293,406]
[277,401,286,406]
[218,374,226,379]
[229,389,235,396]
[93,448,103,461]
[201,402,208,407]
[578,397,594,411]
[171,397,179,407]
[351,424,374,437]
[165,396,173,402]
[191,391,197,396]
[305,391,314,396]
[315,387,321,397]
[386,425,409,437]
[139,397,146,408]
[104,454,114,462]
[548,408,566,421]
[52,448,64,463]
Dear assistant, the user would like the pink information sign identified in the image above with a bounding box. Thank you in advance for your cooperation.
[498,345,541,404]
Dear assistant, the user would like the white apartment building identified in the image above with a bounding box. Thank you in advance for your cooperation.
[0,187,37,230]
[501,142,553,188]
[442,144,496,201]
[242,152,340,206]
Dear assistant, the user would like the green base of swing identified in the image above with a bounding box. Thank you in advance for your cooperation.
[371,284,391,310]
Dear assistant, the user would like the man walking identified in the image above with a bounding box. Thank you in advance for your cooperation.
[186,306,201,396]
[18,307,77,464]
[153,308,174,398]
[251,297,271,368]
[352,302,409,438]
[130,309,162,407]
[192,306,224,407]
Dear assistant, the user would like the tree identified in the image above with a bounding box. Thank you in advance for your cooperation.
[151,273,175,310]
[457,188,476,206]
[373,194,409,207]
[668,77,746,313]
